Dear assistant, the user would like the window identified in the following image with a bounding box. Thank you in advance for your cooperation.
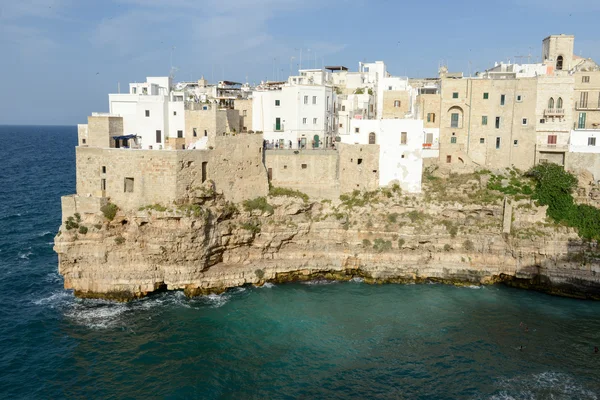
[500,94,505,106]
[355,127,360,133]
[342,105,346,111]
[327,96,330,110]
[479,138,485,144]
[557,97,563,109]
[496,137,501,149]
[313,118,317,125]
[301,164,307,169]
[243,110,247,116]
[548,135,557,145]
[540,119,545,124]
[556,55,563,70]
[446,155,452,163]
[451,137,457,144]
[582,76,590,83]
[204,130,207,137]
[495,117,500,129]
[275,100,280,106]
[357,158,363,165]
[339,123,343,128]
[145,110,150,117]
[156,130,162,143]
[177,130,183,138]
[369,132,376,144]
[388,86,392,90]
[401,132,407,145]
[102,166,106,173]
[426,133,433,144]
[124,177,134,193]
[202,162,208,183]
[588,137,596,146]
[548,97,555,109]
[578,112,587,129]
[522,118,528,126]
[451,113,459,128]
[303,96,308,104]
[516,95,522,102]
[312,96,317,104]
[580,92,589,108]
[132,87,137,94]
[427,113,435,123]
[82,138,86,144]
[101,178,106,191]
[483,92,489,99]
[193,128,197,137]
[394,100,401,107]
[452,92,458,99]
[482,116,488,125]
[174,111,177,116]
[302,118,307,125]
[514,140,518,146]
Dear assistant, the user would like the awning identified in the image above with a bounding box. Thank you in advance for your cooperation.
[112,135,138,140]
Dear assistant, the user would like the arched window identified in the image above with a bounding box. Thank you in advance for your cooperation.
[548,97,555,109]
[557,97,563,109]
[369,132,376,144]
[448,106,464,128]
[556,56,563,70]
[394,100,401,107]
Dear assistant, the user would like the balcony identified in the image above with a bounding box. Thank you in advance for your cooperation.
[537,143,568,152]
[544,108,565,117]
[422,143,439,150]
[273,123,285,132]
[575,101,600,111]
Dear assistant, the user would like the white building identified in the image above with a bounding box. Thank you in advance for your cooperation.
[569,129,600,153]
[252,76,335,149]
[337,93,375,136]
[340,119,424,193]
[108,77,185,149]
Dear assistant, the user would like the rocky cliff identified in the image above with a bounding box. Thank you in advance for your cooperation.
[54,174,600,301]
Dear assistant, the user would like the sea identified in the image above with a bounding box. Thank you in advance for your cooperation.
[1,125,600,399]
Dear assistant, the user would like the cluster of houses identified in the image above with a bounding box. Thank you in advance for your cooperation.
[78,34,600,198]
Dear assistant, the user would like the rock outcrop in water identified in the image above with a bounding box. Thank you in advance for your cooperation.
[54,174,600,301]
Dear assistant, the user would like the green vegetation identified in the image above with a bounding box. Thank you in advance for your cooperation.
[463,239,475,251]
[65,213,81,230]
[139,203,168,212]
[243,197,274,214]
[373,238,392,252]
[362,239,371,247]
[354,88,364,94]
[444,244,451,252]
[339,189,379,209]
[78,226,88,235]
[487,170,534,196]
[254,269,265,280]
[441,220,458,238]
[387,213,399,223]
[528,163,600,241]
[398,238,405,248]
[101,203,118,221]
[177,203,204,217]
[405,210,426,223]
[269,186,309,203]
[93,224,102,230]
[114,236,125,245]
[240,221,261,234]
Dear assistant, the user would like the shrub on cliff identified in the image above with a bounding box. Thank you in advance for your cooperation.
[240,221,261,234]
[243,197,274,214]
[78,226,88,235]
[101,203,118,221]
[269,186,309,203]
[373,238,392,253]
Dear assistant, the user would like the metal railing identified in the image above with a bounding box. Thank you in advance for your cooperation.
[273,123,285,132]
[575,101,600,110]
[544,108,565,116]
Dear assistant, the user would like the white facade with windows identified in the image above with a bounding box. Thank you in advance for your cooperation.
[340,119,424,193]
[109,76,185,149]
[569,129,600,153]
[252,82,335,149]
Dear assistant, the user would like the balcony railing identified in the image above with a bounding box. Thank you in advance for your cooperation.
[422,143,439,150]
[544,108,565,117]
[575,101,600,110]
[537,143,568,151]
[273,123,285,132]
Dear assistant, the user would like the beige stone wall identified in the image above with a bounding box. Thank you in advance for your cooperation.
[439,77,539,171]
[338,143,380,194]
[234,99,253,132]
[573,71,600,129]
[76,134,268,210]
[165,137,186,150]
[87,116,123,148]
[566,152,600,182]
[382,91,410,119]
[184,107,226,148]
[416,94,441,129]
[77,124,88,147]
[61,195,108,220]
[265,150,340,199]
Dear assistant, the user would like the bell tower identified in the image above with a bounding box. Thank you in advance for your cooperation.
[542,34,574,72]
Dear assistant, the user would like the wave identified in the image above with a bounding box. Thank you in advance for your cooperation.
[301,279,338,285]
[37,231,53,237]
[490,371,598,400]
[260,282,275,288]
[350,277,364,283]
[18,250,33,260]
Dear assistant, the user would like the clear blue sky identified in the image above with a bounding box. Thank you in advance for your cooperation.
[1,0,599,125]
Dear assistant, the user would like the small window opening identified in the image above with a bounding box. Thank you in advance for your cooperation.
[201,162,208,183]
[301,164,307,169]
[102,166,106,174]
[357,158,363,165]
[124,177,134,193]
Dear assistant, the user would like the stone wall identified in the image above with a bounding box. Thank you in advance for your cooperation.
[87,116,123,148]
[234,99,253,132]
[382,91,411,119]
[61,195,108,220]
[566,152,600,182]
[77,124,88,147]
[265,150,340,199]
[75,134,268,210]
[184,107,240,148]
[338,143,380,194]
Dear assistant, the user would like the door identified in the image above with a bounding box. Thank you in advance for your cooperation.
[300,138,306,148]
[313,135,320,148]
[275,118,281,131]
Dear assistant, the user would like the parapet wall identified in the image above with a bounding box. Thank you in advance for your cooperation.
[75,134,268,210]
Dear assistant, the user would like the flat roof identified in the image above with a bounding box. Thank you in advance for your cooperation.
[325,66,348,71]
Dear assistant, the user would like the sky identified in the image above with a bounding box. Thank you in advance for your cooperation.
[1,0,600,125]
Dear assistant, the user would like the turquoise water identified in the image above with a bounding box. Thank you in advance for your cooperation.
[1,126,600,399]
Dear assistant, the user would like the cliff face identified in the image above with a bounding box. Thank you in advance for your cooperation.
[54,179,600,301]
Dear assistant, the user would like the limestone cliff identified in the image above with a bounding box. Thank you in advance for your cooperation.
[54,174,600,301]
